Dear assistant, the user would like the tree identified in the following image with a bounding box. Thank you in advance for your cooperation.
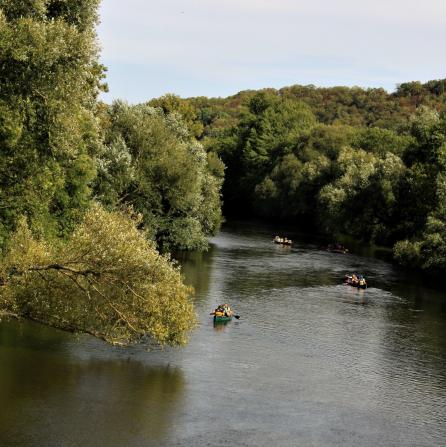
[319,147,405,243]
[96,101,223,251]
[0,0,105,245]
[394,121,446,275]
[219,93,316,216]
[0,204,196,346]
[149,94,204,138]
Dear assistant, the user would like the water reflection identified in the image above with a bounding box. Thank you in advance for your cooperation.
[174,247,215,305]
[213,321,230,332]
[1,223,446,447]
[0,321,185,447]
[341,286,369,306]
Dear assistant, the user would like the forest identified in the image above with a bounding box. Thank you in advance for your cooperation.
[190,83,446,277]
[0,0,445,346]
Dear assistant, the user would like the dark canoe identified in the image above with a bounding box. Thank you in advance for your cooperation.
[344,281,367,289]
[273,240,292,246]
[213,315,232,322]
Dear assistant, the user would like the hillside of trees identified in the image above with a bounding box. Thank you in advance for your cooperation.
[189,80,446,140]
[185,81,446,277]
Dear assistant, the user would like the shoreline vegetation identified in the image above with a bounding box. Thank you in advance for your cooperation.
[1,1,445,346]
[192,84,446,279]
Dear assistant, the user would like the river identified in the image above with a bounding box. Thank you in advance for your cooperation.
[1,223,445,447]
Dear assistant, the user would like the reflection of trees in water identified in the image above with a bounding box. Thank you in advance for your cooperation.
[0,320,185,447]
[381,284,446,387]
[0,318,71,353]
[175,247,215,305]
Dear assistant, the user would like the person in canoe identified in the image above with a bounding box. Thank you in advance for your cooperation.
[358,275,367,288]
[211,303,233,317]
[210,304,240,322]
[274,235,292,245]
[327,243,348,253]
[344,274,367,289]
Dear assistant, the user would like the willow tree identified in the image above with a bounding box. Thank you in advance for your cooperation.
[95,101,224,251]
[319,147,406,243]
[0,204,196,346]
[0,0,105,246]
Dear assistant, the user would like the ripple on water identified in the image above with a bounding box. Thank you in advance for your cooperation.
[1,226,446,447]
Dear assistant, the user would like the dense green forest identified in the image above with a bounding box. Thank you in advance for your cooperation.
[0,1,445,346]
[184,82,446,277]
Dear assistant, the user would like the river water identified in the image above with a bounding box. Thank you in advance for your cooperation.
[1,223,446,447]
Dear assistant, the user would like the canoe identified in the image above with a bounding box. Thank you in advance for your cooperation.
[344,280,367,289]
[273,240,292,246]
[214,315,232,323]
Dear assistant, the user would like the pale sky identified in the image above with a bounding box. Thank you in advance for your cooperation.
[97,0,446,103]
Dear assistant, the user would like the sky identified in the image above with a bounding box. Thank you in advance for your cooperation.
[97,0,446,103]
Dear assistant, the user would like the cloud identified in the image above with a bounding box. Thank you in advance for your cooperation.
[97,0,446,101]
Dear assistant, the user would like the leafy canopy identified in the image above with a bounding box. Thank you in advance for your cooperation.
[0,204,196,346]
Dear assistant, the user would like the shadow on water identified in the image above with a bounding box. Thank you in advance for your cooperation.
[174,245,216,306]
[0,320,186,447]
[1,221,446,447]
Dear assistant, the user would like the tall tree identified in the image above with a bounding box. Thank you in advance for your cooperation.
[0,0,105,246]
[95,101,224,251]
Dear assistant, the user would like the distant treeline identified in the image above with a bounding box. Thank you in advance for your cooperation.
[189,79,446,137]
[169,80,446,277]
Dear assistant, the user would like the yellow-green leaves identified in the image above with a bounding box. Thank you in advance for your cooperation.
[0,205,197,346]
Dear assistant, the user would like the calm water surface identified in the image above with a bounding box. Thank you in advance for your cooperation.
[1,223,446,447]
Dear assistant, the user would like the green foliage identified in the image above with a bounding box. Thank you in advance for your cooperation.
[0,0,219,345]
[0,204,197,346]
[192,80,446,144]
[194,80,446,276]
[95,101,223,251]
[219,93,316,215]
[149,94,204,138]
[94,136,135,206]
[394,152,446,276]
[319,148,406,243]
[352,127,413,157]
[0,0,104,245]
[394,216,446,275]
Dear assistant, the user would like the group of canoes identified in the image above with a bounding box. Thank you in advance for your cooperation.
[210,242,369,322]
[273,235,293,246]
[212,273,367,322]
[211,273,367,322]
[275,238,349,252]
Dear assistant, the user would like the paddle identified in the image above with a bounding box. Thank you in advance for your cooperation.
[209,312,241,319]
